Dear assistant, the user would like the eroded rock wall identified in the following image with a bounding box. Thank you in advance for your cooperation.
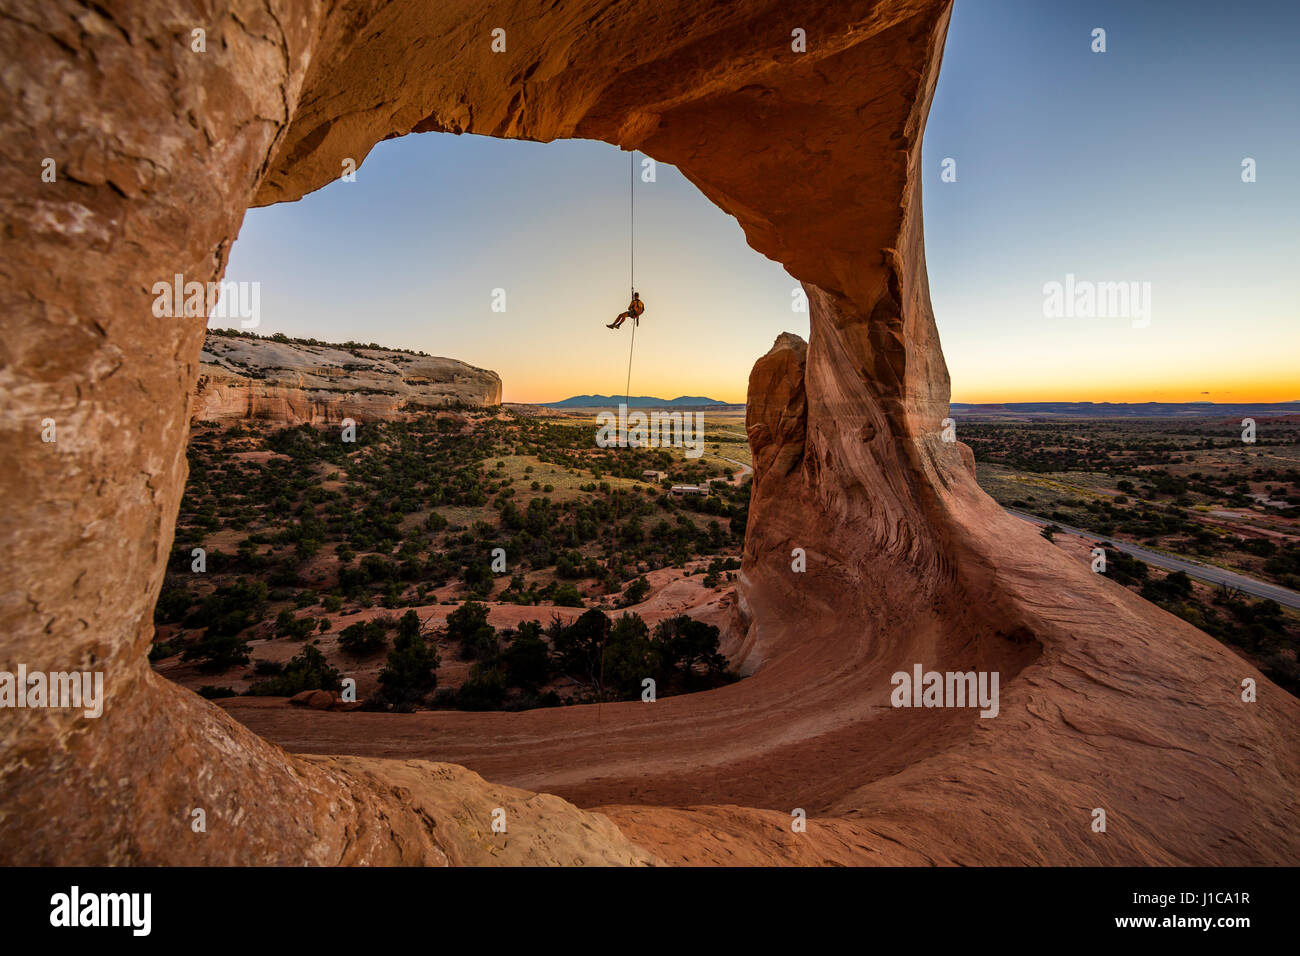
[194,334,502,423]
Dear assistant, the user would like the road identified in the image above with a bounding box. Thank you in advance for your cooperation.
[718,455,753,483]
[1005,508,1300,610]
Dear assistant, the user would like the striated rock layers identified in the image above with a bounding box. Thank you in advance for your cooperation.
[194,334,502,423]
[2,0,1297,866]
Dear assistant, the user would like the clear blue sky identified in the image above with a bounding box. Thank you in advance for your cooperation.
[923,0,1300,402]
[222,0,1299,404]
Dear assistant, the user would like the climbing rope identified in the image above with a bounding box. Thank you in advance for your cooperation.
[630,148,635,296]
[624,306,636,410]
[624,149,637,411]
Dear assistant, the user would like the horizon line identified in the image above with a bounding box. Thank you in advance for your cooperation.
[512,396,1300,407]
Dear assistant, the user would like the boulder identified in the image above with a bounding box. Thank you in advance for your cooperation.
[289,690,336,711]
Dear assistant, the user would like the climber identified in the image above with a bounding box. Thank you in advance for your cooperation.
[607,292,644,330]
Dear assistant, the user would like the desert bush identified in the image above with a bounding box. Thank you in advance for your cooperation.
[455,664,506,710]
[446,601,490,643]
[377,611,439,707]
[248,645,341,696]
[501,621,551,690]
[337,620,388,656]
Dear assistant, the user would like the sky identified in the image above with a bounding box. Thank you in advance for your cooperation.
[220,0,1299,405]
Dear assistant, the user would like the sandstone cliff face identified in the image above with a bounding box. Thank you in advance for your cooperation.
[3,0,1297,867]
[194,335,501,423]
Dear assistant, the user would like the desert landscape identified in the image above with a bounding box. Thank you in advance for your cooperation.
[2,0,1298,897]
[155,340,1300,719]
[155,334,749,711]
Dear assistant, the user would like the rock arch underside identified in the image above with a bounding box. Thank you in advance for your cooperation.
[2,0,1297,866]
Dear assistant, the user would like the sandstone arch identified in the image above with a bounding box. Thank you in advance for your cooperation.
[2,0,1296,865]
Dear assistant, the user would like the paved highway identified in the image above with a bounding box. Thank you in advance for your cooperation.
[1005,508,1300,611]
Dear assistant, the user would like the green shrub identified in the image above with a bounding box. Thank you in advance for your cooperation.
[248,645,341,696]
[377,611,439,707]
[446,601,490,643]
[275,608,315,640]
[501,621,551,689]
[552,584,583,607]
[338,620,388,656]
[181,631,250,673]
[455,664,506,710]
[620,576,650,606]
[154,587,192,624]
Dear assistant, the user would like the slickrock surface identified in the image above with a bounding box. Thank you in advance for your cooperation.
[2,0,1296,866]
[194,334,501,422]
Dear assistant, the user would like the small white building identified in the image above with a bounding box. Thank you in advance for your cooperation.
[670,484,705,497]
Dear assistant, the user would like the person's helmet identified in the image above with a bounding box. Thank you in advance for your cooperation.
[632,292,640,298]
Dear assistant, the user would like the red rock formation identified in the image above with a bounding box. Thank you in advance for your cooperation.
[194,333,502,423]
[2,0,1297,866]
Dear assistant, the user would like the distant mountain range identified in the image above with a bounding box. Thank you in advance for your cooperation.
[950,401,1300,419]
[539,397,1299,416]
[543,394,733,408]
